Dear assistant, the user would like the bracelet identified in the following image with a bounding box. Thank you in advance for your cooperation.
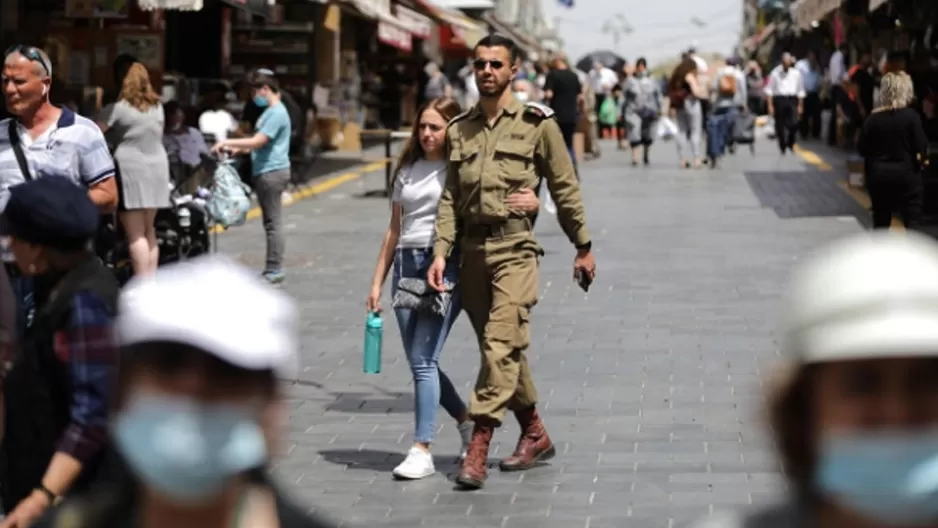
[35,484,59,505]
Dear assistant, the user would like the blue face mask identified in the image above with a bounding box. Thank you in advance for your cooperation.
[815,430,938,526]
[253,95,269,108]
[113,393,267,505]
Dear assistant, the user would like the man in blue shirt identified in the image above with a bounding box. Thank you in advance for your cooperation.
[213,71,291,284]
[795,51,822,140]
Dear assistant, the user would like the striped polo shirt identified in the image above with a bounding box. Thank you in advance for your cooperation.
[0,107,115,260]
[0,107,115,212]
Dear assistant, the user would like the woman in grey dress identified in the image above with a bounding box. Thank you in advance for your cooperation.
[97,62,170,276]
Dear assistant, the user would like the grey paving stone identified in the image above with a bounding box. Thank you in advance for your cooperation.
[211,139,863,525]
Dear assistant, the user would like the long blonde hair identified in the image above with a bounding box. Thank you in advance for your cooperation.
[877,71,915,110]
[391,97,463,191]
[119,62,160,111]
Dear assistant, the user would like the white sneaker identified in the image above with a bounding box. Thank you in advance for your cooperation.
[458,421,474,460]
[392,447,435,480]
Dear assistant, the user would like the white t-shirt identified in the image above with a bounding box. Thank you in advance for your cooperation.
[392,159,446,248]
[198,109,238,142]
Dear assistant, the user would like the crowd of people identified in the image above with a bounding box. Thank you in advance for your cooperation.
[3,25,938,528]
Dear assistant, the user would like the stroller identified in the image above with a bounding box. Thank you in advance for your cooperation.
[732,110,757,154]
[101,154,220,286]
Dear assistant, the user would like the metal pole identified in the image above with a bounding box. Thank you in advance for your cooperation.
[385,131,392,196]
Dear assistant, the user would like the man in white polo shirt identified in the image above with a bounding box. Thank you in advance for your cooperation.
[1,44,119,331]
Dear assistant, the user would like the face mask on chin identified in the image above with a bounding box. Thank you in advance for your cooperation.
[815,429,938,526]
[113,393,268,505]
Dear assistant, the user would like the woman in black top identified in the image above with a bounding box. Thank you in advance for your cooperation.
[857,71,929,229]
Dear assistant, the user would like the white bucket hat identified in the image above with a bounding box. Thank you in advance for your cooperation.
[784,231,938,363]
[117,255,298,377]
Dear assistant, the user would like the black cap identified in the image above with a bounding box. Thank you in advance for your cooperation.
[3,176,99,251]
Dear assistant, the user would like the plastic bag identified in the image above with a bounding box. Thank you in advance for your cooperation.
[657,117,678,140]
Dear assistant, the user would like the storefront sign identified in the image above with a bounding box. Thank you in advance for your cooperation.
[378,17,413,51]
[395,5,433,39]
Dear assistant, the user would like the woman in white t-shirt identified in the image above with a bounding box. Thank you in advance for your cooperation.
[366,97,540,480]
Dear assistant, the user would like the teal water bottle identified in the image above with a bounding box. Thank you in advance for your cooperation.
[363,312,383,374]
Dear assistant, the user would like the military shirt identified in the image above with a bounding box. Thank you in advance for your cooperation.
[433,98,590,258]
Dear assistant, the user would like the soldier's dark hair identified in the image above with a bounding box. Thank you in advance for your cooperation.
[636,57,647,69]
[475,34,520,64]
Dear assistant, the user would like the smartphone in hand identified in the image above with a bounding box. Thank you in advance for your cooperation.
[575,269,592,293]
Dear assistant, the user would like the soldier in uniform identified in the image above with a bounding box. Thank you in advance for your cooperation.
[427,34,596,490]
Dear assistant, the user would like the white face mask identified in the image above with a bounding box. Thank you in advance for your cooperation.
[514,91,530,102]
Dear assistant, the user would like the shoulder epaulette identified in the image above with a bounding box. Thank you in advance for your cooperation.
[447,110,473,128]
[524,101,555,119]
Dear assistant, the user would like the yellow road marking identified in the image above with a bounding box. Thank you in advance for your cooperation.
[795,146,903,230]
[210,160,390,234]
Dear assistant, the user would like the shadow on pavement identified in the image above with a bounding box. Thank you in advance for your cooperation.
[744,170,872,227]
[324,391,414,414]
[318,449,405,472]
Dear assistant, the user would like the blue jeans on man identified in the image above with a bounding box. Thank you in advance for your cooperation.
[392,247,467,444]
[706,106,738,162]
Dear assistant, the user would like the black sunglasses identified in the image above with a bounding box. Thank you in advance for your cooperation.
[3,45,51,76]
[473,59,505,71]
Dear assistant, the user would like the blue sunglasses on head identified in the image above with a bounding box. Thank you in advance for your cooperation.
[4,45,52,76]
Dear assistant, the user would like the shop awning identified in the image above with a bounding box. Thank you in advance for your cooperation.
[422,0,494,8]
[377,11,415,51]
[481,12,543,59]
[790,0,841,30]
[742,22,776,50]
[415,0,486,49]
[394,4,434,40]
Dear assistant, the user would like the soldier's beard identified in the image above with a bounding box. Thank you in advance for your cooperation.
[479,79,510,99]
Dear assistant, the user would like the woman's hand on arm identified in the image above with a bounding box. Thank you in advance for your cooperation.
[505,187,540,214]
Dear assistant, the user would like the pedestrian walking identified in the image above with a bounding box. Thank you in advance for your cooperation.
[427,34,596,490]
[857,71,927,230]
[33,256,339,528]
[667,58,706,168]
[692,231,938,528]
[543,54,582,172]
[0,176,120,527]
[1,45,118,338]
[97,61,172,277]
[795,51,822,140]
[765,52,805,154]
[213,70,291,284]
[365,97,540,480]
[706,58,747,168]
[623,57,661,166]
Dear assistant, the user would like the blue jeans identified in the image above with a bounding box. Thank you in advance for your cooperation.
[8,272,33,336]
[706,107,737,160]
[392,247,467,444]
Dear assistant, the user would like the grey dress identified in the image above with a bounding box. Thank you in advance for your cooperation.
[99,100,171,210]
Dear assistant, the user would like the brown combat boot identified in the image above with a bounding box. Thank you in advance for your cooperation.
[455,423,494,489]
[499,406,556,471]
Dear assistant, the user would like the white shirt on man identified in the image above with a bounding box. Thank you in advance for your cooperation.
[589,67,618,95]
[765,65,806,98]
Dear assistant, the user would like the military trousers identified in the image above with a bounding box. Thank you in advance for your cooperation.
[459,232,540,425]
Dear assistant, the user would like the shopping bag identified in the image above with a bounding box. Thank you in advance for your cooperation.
[657,117,678,140]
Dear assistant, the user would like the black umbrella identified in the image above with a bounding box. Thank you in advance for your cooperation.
[575,50,626,73]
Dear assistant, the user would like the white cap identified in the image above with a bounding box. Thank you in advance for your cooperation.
[117,255,298,377]
[784,231,938,363]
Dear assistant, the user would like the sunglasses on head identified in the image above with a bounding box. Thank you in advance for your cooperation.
[473,59,505,71]
[3,45,51,76]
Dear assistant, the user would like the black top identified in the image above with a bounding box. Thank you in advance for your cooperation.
[857,107,928,176]
[544,69,581,124]
[851,67,876,114]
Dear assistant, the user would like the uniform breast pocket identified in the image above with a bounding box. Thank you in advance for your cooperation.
[450,148,481,193]
[493,141,535,185]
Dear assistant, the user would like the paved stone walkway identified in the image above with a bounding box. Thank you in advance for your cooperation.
[215,138,865,527]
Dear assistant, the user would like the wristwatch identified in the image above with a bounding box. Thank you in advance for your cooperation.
[576,241,592,252]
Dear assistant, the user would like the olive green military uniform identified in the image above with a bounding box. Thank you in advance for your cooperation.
[433,97,591,425]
